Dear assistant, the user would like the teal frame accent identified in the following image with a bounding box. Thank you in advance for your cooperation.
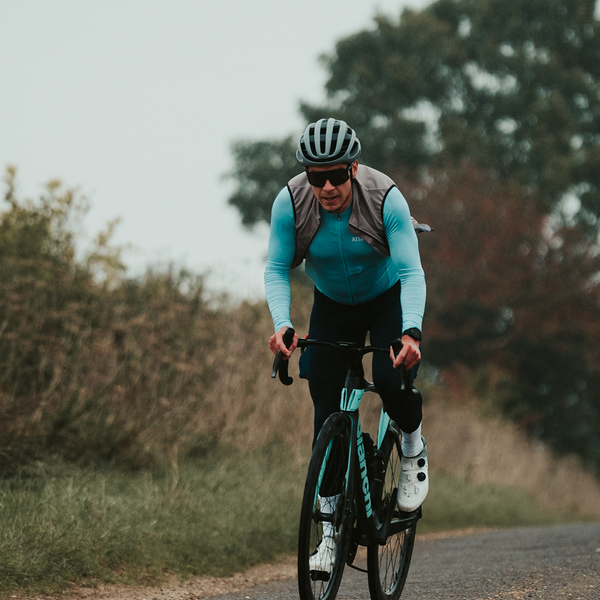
[376,408,391,449]
[340,388,364,412]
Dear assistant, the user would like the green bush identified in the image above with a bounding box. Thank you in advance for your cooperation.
[0,167,221,471]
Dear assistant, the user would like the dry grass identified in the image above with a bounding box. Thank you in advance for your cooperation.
[200,294,600,521]
[197,285,315,458]
[2,261,598,520]
[426,391,600,518]
[3,173,598,523]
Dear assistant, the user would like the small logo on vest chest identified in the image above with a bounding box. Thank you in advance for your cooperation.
[352,236,365,242]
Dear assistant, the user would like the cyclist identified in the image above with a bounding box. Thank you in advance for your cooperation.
[265,118,428,569]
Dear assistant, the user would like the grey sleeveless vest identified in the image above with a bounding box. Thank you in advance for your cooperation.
[287,164,397,269]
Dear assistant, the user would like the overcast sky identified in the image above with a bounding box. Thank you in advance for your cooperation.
[1,0,431,300]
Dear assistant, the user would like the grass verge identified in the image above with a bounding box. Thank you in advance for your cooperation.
[0,448,591,595]
[419,471,580,533]
[0,444,304,595]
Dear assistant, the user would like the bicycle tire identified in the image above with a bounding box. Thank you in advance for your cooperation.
[298,412,355,600]
[367,425,417,600]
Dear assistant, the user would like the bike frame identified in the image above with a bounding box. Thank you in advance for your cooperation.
[301,340,419,551]
[273,332,420,547]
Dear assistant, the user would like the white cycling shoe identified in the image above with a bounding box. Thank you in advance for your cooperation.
[397,437,429,512]
[309,536,337,574]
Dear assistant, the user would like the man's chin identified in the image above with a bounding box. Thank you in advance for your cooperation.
[321,198,339,208]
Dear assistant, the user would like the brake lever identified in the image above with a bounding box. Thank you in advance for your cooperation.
[271,328,295,386]
[391,338,410,391]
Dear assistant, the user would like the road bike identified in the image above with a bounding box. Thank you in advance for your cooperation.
[272,329,421,600]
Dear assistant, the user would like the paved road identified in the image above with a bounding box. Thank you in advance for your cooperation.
[211,523,600,600]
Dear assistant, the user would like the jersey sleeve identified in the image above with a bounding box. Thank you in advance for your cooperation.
[383,188,426,331]
[264,188,297,332]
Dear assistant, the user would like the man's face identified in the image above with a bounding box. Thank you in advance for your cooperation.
[306,161,359,214]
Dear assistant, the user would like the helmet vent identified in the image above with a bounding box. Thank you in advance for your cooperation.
[296,118,361,166]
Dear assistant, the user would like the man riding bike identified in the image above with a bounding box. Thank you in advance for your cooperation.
[265,118,428,571]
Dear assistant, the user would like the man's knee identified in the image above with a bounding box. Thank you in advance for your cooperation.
[380,388,423,433]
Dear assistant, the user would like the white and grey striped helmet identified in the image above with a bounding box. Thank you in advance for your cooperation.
[296,118,361,166]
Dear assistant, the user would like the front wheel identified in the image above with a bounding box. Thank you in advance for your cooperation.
[298,412,355,600]
[367,424,417,600]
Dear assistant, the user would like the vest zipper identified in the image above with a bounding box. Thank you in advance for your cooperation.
[337,213,355,304]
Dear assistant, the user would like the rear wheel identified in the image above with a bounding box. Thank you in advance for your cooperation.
[298,412,355,600]
[367,425,417,600]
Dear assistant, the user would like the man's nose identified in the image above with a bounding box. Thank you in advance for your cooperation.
[322,179,336,191]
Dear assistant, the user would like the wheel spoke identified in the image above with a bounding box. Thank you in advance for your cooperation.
[367,425,417,600]
[298,414,354,600]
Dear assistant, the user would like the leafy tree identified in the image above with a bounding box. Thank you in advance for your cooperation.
[227,137,300,227]
[313,0,600,216]
[404,163,600,471]
[229,0,600,225]
[225,1,600,471]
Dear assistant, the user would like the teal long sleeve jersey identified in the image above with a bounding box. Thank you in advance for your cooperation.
[264,185,426,333]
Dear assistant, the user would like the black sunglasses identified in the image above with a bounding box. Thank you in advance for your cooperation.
[306,165,352,188]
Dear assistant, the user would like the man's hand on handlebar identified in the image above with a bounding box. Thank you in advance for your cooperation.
[269,326,299,359]
[390,335,421,371]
